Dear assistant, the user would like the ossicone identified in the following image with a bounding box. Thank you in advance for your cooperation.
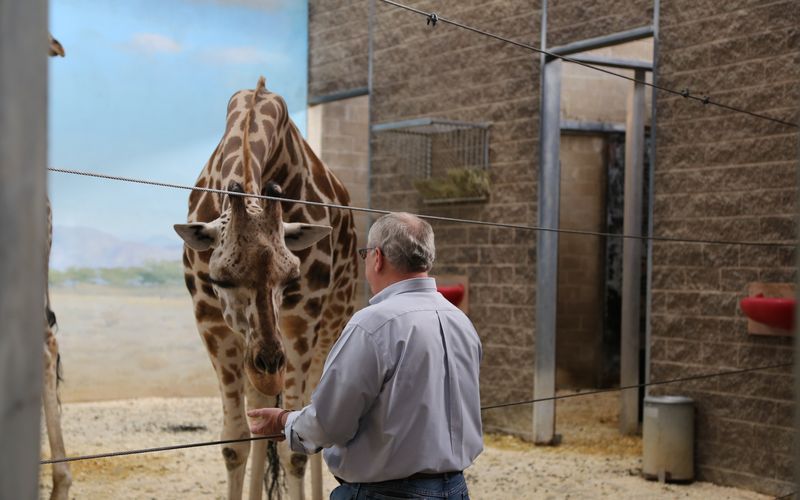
[266,182,282,197]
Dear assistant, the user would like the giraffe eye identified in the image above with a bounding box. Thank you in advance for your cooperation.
[283,272,300,287]
[209,276,236,289]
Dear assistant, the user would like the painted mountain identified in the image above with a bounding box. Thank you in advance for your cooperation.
[51,226,184,270]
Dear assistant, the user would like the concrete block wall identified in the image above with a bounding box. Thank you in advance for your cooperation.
[556,135,606,388]
[546,0,653,47]
[369,0,542,437]
[309,0,369,98]
[651,1,798,495]
[561,39,654,124]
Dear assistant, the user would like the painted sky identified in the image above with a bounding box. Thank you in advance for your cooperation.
[49,0,308,244]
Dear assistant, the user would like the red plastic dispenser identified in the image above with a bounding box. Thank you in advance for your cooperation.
[739,283,795,336]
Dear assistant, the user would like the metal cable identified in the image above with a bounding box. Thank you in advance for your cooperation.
[48,167,796,249]
[480,361,792,410]
[40,433,284,465]
[40,361,790,465]
[378,0,799,130]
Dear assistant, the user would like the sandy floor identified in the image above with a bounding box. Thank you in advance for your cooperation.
[39,395,770,500]
[39,286,771,499]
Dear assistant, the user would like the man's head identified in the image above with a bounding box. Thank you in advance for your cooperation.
[363,212,435,294]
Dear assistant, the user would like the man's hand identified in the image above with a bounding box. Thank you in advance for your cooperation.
[247,407,292,441]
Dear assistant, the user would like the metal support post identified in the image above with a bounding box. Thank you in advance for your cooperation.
[620,69,646,435]
[0,0,49,497]
[534,58,562,445]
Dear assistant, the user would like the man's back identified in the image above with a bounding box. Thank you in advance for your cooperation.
[309,277,483,483]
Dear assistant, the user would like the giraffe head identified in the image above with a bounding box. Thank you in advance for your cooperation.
[174,182,330,396]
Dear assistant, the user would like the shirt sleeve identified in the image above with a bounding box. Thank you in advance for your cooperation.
[285,322,384,454]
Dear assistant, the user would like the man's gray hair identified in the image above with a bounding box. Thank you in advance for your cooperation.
[368,212,435,273]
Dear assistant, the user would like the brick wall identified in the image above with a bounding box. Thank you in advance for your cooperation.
[309,0,369,99]
[652,1,798,495]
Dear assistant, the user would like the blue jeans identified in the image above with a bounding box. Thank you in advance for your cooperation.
[330,472,470,500]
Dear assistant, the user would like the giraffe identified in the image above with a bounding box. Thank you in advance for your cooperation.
[42,34,72,500]
[174,76,358,500]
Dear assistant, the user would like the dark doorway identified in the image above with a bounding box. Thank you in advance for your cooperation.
[601,132,650,404]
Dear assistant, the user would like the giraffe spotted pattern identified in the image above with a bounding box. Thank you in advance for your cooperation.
[175,77,358,500]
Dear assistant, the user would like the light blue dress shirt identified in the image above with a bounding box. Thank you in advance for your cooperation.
[284,277,483,483]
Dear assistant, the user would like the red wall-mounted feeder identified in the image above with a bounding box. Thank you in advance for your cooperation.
[437,284,465,308]
[739,294,795,332]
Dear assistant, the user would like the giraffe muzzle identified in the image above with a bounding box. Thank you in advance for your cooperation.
[245,342,286,396]
[254,348,284,374]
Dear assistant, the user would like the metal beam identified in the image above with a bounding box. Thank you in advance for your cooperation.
[547,26,654,58]
[308,86,369,106]
[561,119,626,134]
[371,117,490,133]
[534,58,561,445]
[563,54,652,72]
[620,69,647,435]
[0,0,48,497]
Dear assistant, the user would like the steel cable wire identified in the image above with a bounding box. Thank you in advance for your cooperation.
[48,167,796,249]
[40,433,284,465]
[40,361,791,465]
[480,361,792,410]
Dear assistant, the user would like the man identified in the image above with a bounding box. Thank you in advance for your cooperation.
[248,212,483,500]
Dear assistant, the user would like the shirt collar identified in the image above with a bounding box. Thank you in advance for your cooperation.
[368,277,437,306]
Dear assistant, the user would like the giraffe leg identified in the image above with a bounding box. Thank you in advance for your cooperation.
[303,291,352,500]
[305,353,330,500]
[310,453,322,500]
[277,440,306,500]
[280,346,312,500]
[244,381,278,500]
[304,353,325,500]
[42,328,71,500]
[200,321,249,500]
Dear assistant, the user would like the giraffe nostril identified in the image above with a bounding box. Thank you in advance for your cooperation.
[254,353,268,373]
[254,347,285,374]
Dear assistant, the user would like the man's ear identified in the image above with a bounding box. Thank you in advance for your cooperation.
[173,222,220,251]
[373,247,384,272]
[283,223,331,251]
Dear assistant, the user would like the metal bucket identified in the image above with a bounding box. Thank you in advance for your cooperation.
[642,395,694,483]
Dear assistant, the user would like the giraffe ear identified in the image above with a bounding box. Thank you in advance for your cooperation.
[283,223,331,251]
[174,223,220,251]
